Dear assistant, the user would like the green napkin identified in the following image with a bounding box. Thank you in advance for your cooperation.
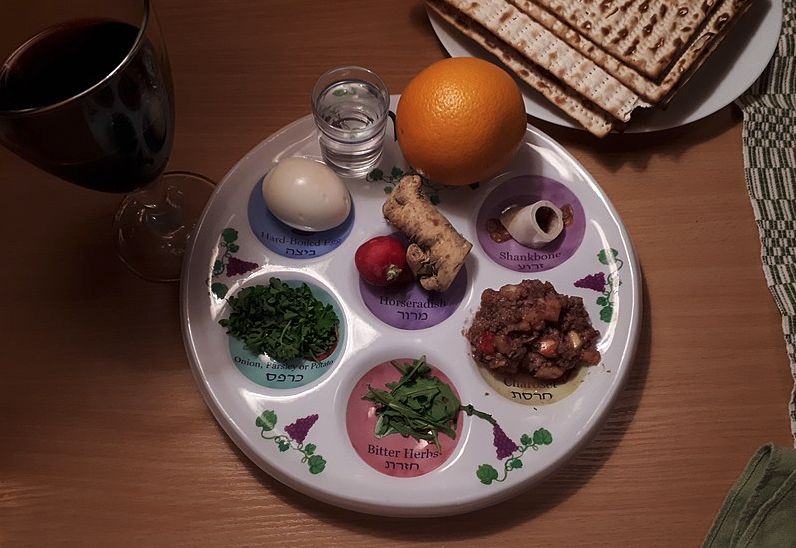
[735,0,796,446]
[703,444,796,548]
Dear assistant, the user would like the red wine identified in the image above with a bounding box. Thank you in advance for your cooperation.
[0,19,174,193]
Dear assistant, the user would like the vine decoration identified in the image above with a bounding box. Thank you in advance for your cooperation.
[475,426,554,485]
[256,411,327,475]
[575,248,624,323]
[367,166,479,205]
[209,228,260,299]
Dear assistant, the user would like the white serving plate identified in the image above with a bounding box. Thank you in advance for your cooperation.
[180,96,642,517]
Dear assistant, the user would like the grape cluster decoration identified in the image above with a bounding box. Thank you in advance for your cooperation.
[492,424,519,460]
[256,411,327,475]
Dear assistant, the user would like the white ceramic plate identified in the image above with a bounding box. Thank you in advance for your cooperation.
[428,0,782,132]
[180,96,642,517]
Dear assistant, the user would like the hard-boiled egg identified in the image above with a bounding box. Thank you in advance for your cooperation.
[262,157,351,231]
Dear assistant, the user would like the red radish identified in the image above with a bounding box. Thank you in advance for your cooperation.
[354,235,412,286]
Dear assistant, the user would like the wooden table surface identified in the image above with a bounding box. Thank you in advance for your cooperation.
[1,1,793,546]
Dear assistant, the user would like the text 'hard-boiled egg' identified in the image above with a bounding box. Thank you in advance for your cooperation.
[262,157,351,231]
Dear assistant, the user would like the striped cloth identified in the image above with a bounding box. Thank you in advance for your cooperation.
[735,0,796,446]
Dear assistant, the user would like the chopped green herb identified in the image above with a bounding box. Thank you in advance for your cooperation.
[219,278,339,361]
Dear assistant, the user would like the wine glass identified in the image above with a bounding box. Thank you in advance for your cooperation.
[0,0,213,282]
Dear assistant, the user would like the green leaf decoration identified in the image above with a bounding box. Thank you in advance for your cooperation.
[277,441,290,452]
[307,455,327,474]
[600,305,615,323]
[222,228,238,243]
[256,410,278,431]
[477,464,499,485]
[304,444,316,455]
[596,296,609,306]
[390,167,404,179]
[228,244,240,253]
[211,282,229,299]
[508,458,523,470]
[597,248,619,265]
[533,428,553,446]
[368,168,384,181]
[430,195,441,205]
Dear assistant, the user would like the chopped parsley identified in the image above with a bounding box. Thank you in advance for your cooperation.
[219,278,339,361]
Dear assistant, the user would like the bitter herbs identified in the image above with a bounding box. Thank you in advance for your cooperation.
[219,278,339,361]
[364,356,495,453]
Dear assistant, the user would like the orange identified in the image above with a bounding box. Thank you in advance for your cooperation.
[396,57,526,186]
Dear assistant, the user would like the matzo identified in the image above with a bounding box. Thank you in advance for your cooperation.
[433,0,652,122]
[522,0,724,79]
[510,0,755,102]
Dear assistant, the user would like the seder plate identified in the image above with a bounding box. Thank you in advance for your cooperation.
[427,0,783,133]
[180,96,642,517]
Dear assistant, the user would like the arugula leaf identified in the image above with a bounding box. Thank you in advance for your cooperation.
[364,356,462,452]
[219,278,339,361]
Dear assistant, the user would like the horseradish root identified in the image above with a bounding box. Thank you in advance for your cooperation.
[382,175,472,292]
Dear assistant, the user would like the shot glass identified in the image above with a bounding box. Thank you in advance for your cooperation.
[311,66,390,176]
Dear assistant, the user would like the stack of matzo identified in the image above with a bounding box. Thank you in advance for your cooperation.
[426,0,756,136]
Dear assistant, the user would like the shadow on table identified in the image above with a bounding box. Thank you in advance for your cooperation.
[238,270,653,539]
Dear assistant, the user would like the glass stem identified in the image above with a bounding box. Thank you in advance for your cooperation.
[133,179,184,238]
